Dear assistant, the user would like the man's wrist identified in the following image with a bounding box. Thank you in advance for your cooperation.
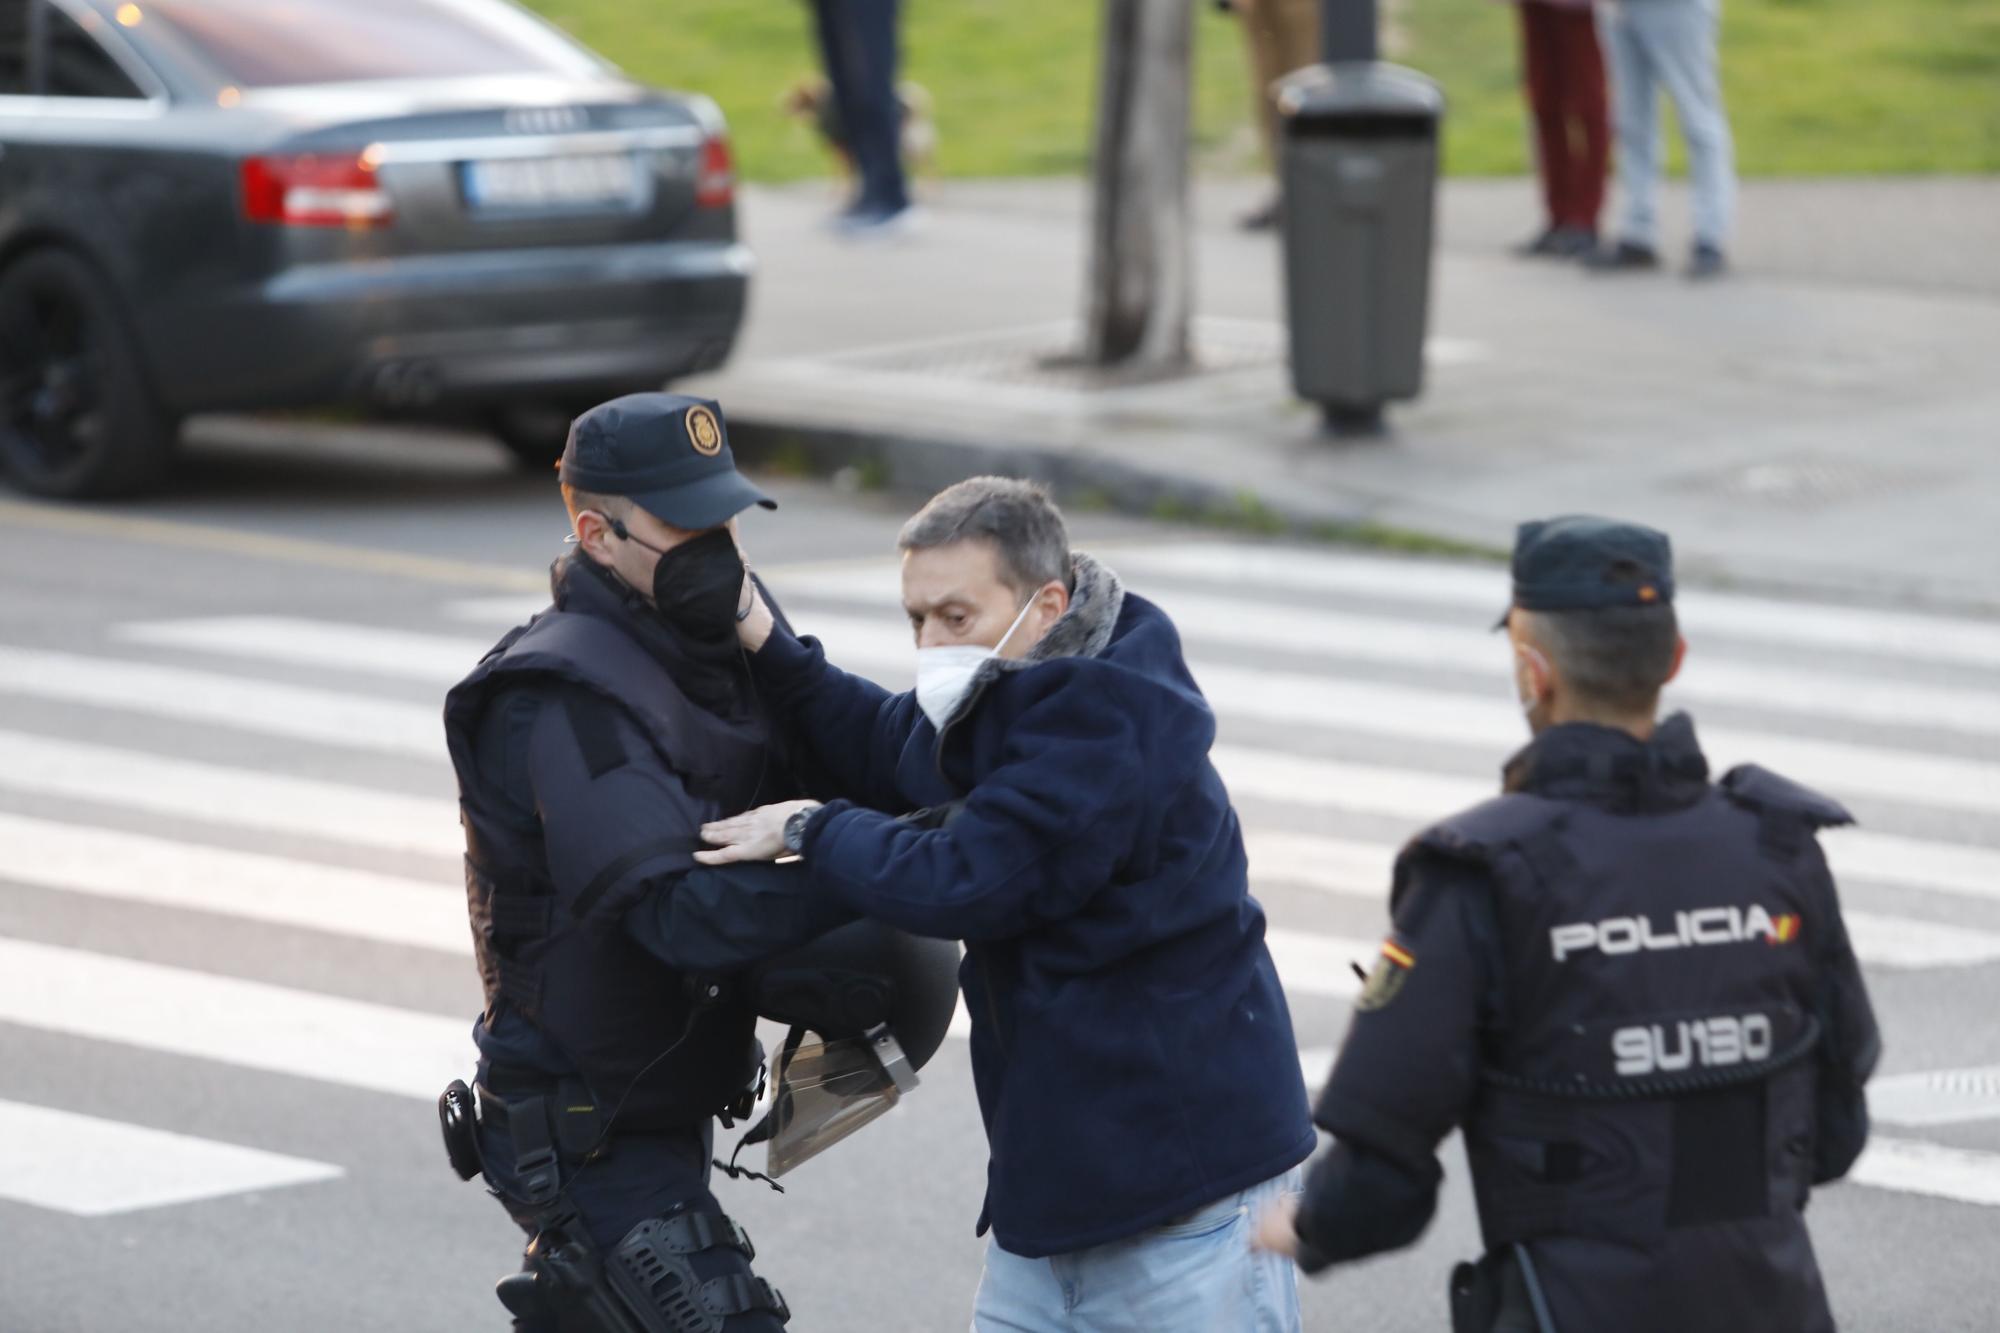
[782,802,823,855]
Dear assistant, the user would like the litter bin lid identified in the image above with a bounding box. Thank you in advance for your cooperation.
[1276,61,1444,121]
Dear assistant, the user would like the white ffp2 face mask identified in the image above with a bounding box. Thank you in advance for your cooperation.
[914,596,1037,733]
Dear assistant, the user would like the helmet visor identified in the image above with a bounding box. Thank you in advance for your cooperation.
[765,1029,915,1178]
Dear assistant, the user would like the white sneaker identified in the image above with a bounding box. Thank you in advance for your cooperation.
[832,204,924,242]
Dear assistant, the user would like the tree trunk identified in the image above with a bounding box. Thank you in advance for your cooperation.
[1082,0,1196,371]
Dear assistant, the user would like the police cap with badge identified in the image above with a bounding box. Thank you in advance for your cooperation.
[559,391,776,530]
[1496,513,1674,628]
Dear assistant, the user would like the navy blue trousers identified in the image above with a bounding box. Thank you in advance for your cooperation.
[481,1121,785,1331]
[809,0,909,214]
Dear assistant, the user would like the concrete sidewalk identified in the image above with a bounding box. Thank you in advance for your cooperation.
[685,176,2000,613]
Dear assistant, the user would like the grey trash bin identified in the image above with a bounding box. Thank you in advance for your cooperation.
[1276,62,1444,432]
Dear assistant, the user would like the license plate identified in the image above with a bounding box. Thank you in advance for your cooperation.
[461,153,644,213]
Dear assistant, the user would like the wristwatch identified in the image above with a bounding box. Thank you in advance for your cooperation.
[782,804,820,856]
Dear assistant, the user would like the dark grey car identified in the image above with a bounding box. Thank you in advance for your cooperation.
[0,0,751,496]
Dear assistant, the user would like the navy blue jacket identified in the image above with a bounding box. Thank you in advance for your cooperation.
[752,554,1315,1257]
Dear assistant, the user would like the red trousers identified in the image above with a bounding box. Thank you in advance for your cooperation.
[1519,2,1609,231]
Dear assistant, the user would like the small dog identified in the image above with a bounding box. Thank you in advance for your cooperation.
[780,78,937,182]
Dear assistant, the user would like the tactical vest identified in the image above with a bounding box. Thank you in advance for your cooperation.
[1400,765,1851,1333]
[443,609,770,1130]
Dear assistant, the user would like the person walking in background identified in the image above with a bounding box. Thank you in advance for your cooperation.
[1221,0,1320,231]
[808,0,916,237]
[1511,0,1609,259]
[1589,0,1737,278]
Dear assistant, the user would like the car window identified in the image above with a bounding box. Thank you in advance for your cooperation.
[46,4,143,99]
[0,0,27,96]
[134,0,604,89]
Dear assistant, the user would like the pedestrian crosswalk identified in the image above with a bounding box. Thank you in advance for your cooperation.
[4,538,1999,1226]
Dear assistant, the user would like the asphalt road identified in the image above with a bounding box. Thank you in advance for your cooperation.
[2,420,1997,1332]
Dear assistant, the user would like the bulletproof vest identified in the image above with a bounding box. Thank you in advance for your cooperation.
[1402,762,1850,1332]
[443,608,769,1131]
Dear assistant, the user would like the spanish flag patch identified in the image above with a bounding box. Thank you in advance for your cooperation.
[1356,937,1416,1012]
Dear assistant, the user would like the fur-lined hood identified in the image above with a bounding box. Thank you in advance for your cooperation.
[939,550,1125,732]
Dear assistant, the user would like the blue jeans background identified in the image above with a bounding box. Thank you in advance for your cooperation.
[1600,0,1737,249]
[809,0,910,215]
[970,1169,1304,1332]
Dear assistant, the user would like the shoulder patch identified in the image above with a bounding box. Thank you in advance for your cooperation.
[1353,937,1416,1012]
[1720,764,1854,829]
[561,689,630,779]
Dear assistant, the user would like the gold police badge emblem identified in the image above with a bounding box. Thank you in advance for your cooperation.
[686,405,723,457]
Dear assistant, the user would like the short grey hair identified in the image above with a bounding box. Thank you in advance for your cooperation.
[898,477,1071,595]
[1521,604,1680,714]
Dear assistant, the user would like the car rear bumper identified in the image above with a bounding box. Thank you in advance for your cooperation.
[145,240,752,414]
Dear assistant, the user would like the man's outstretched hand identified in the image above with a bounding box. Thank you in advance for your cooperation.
[697,799,820,865]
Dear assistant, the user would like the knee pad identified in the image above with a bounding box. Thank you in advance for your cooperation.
[605,1210,790,1332]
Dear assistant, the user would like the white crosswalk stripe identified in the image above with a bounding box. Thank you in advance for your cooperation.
[768,570,2000,738]
[116,615,485,682]
[0,646,441,758]
[1848,1138,2000,1210]
[0,938,469,1101]
[0,729,459,857]
[1213,746,2000,908]
[1249,828,2000,971]
[4,539,1999,1227]
[673,605,2000,817]
[1868,1065,2000,1128]
[0,1100,343,1217]
[1108,543,2000,671]
[0,812,466,954]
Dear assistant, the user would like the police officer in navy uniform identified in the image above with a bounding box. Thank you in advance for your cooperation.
[1255,515,1881,1333]
[442,393,802,1332]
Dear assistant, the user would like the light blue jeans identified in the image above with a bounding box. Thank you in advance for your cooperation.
[969,1169,1304,1333]
[1599,0,1737,250]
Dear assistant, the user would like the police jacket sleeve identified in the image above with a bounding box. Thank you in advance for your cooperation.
[525,688,787,971]
[1804,841,1882,1184]
[794,671,1150,941]
[747,621,918,812]
[1293,855,1498,1271]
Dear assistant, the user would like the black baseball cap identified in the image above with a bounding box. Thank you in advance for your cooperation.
[1495,515,1674,629]
[558,392,775,530]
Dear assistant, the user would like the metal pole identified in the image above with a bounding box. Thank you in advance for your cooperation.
[1321,0,1377,64]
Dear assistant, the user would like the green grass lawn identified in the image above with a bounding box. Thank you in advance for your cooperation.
[521,0,1999,179]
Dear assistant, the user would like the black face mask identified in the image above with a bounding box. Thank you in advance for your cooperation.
[651,527,746,641]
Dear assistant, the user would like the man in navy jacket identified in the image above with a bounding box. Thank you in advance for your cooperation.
[699,477,1315,1330]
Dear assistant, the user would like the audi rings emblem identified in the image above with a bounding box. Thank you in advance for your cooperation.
[503,106,586,136]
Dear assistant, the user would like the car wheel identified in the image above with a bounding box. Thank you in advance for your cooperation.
[486,401,587,471]
[0,248,177,498]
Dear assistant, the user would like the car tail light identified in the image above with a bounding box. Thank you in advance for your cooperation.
[241,153,395,228]
[695,134,734,209]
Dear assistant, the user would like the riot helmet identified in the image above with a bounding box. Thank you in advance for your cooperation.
[681,860,961,1177]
